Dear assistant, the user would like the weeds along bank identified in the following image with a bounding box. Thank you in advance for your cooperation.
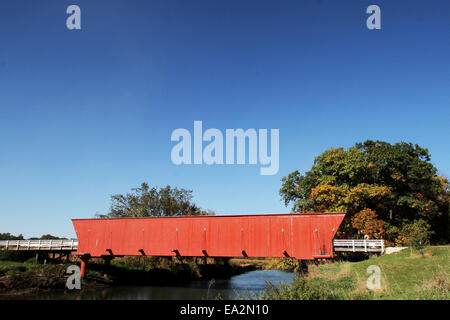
[260,246,449,300]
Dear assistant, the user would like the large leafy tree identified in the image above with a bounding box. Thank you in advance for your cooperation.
[280,140,449,243]
[98,182,214,218]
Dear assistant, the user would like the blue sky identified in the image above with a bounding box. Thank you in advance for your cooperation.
[0,0,449,238]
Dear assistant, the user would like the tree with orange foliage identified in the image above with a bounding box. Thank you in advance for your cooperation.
[351,208,385,239]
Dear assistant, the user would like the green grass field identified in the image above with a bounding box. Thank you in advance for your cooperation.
[261,246,449,300]
[0,259,66,274]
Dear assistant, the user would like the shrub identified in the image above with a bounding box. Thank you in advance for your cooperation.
[401,220,433,254]
[264,258,306,273]
[260,276,355,300]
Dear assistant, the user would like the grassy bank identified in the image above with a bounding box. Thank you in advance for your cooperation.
[260,246,449,300]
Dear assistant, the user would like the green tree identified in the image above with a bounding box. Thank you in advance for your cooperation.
[0,233,24,240]
[97,182,214,218]
[29,234,66,240]
[280,140,449,243]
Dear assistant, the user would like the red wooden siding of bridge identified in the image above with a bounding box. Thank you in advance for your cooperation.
[72,213,345,260]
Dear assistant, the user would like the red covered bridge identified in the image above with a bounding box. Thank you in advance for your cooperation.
[72,213,346,277]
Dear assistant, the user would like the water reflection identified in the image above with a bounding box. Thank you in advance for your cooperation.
[10,270,296,300]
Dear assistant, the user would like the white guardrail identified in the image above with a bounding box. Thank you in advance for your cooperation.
[0,239,385,254]
[333,239,385,253]
[0,239,78,251]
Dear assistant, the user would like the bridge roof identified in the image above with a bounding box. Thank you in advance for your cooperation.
[72,212,346,221]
